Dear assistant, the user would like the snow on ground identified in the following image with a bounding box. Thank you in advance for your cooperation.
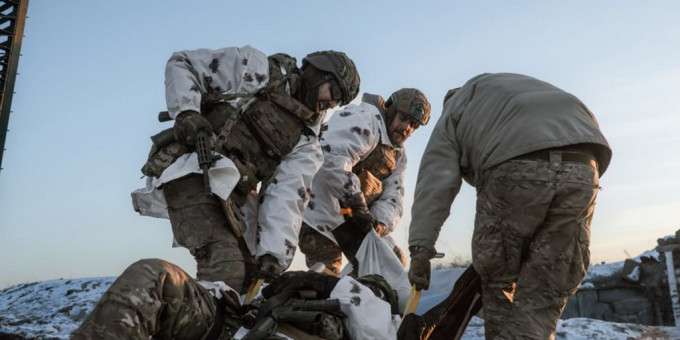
[2,265,680,339]
[0,277,116,339]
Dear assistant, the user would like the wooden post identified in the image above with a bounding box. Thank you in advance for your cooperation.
[658,244,680,326]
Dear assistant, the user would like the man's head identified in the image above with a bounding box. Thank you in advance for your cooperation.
[300,51,360,113]
[384,88,430,146]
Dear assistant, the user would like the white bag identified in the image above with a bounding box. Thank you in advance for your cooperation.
[355,230,412,311]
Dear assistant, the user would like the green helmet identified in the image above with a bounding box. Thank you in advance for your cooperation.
[302,51,360,105]
[385,88,431,126]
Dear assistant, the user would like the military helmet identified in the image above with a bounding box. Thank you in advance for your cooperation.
[302,51,360,105]
[384,88,431,126]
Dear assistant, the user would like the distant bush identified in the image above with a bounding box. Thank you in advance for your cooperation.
[431,253,472,269]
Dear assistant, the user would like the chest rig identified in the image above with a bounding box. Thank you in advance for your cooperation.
[351,143,397,205]
[204,54,316,206]
[142,54,316,208]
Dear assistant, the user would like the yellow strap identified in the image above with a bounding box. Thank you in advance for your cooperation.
[244,278,265,304]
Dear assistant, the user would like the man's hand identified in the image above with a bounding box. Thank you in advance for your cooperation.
[173,110,212,145]
[408,246,437,290]
[257,254,284,282]
[343,192,377,233]
[262,271,340,299]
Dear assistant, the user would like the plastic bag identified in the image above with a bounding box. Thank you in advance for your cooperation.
[355,230,412,311]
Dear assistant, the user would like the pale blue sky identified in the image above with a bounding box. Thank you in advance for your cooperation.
[1,1,679,289]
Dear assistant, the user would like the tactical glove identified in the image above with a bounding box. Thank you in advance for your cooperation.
[257,254,284,282]
[343,192,377,234]
[173,110,213,145]
[408,246,437,290]
[262,271,340,299]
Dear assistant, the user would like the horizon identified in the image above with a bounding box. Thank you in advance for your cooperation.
[1,1,679,289]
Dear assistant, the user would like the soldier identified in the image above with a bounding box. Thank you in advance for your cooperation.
[407,73,612,339]
[70,258,399,340]
[131,46,360,293]
[300,88,431,274]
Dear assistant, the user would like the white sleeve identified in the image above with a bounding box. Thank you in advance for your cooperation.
[330,276,398,340]
[164,45,268,118]
[256,134,323,268]
[369,152,406,233]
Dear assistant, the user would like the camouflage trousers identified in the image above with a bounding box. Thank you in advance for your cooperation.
[71,259,222,340]
[472,153,599,340]
[163,174,256,293]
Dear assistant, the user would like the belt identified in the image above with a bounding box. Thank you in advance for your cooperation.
[515,149,597,167]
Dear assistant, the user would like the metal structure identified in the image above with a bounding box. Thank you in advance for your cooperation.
[0,0,29,173]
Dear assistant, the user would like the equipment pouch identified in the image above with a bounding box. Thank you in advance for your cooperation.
[242,98,304,161]
[141,141,188,178]
[356,169,383,206]
[268,91,317,123]
[353,144,397,181]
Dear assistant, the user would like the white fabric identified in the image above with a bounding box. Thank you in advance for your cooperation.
[196,279,240,302]
[133,45,324,269]
[355,229,412,312]
[164,45,269,118]
[130,152,240,218]
[330,276,400,340]
[303,95,406,242]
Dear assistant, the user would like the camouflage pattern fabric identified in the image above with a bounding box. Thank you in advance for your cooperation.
[71,259,220,340]
[472,154,599,340]
[163,174,256,293]
[298,223,343,274]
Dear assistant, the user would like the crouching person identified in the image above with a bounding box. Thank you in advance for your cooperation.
[70,258,241,339]
[71,259,399,340]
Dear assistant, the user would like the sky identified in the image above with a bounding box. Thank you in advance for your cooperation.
[1,1,679,289]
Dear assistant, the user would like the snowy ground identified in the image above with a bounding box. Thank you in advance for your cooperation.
[2,263,680,339]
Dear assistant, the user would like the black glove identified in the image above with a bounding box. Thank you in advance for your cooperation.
[408,246,437,290]
[343,192,377,233]
[257,254,284,282]
[173,110,213,145]
[262,271,340,299]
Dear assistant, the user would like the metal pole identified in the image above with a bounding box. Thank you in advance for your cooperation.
[664,250,680,326]
[0,0,30,173]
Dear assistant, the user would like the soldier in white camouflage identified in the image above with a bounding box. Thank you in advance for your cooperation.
[300,89,431,274]
[407,73,612,339]
[131,46,360,294]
